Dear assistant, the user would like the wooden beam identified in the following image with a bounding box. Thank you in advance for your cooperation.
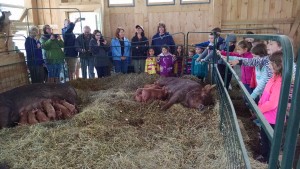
[222,18,295,26]
[18,9,27,21]
[0,3,24,8]
[289,10,300,37]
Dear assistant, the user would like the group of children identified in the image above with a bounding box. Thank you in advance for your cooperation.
[219,38,284,163]
[144,44,209,80]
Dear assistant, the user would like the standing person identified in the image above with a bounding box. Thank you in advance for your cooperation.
[221,40,254,93]
[184,48,195,74]
[131,25,149,73]
[90,30,111,78]
[111,27,131,74]
[151,22,176,55]
[173,45,184,76]
[42,34,65,83]
[145,47,157,75]
[157,46,176,77]
[195,27,224,48]
[75,26,94,79]
[40,24,52,82]
[256,51,283,163]
[192,46,208,81]
[62,18,80,80]
[25,26,45,83]
[198,33,236,88]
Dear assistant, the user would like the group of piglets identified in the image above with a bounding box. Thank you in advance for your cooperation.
[19,99,78,125]
[0,83,78,129]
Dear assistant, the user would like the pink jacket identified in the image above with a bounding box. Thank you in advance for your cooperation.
[221,51,254,84]
[258,75,282,124]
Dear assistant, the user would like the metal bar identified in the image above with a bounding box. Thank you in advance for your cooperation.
[268,35,294,169]
[280,48,300,169]
[222,27,279,34]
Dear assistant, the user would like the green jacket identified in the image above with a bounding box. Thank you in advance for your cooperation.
[41,39,65,64]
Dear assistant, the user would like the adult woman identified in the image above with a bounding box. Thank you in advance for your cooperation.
[25,26,45,83]
[131,25,148,73]
[90,30,110,77]
[111,27,131,74]
[151,22,175,56]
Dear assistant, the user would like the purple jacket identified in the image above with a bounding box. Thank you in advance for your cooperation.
[157,53,175,77]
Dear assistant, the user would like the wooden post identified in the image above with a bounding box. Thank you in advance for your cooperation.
[212,0,222,29]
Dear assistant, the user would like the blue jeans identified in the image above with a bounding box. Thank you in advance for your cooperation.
[80,57,95,79]
[47,64,62,78]
[114,60,128,74]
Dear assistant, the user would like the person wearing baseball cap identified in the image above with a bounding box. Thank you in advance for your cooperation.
[131,24,149,73]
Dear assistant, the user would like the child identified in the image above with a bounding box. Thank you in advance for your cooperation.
[221,40,254,93]
[184,48,195,74]
[191,46,208,81]
[227,40,282,101]
[145,48,157,75]
[157,46,176,77]
[256,51,283,163]
[173,45,184,76]
[42,34,65,83]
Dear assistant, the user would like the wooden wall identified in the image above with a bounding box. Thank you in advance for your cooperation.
[30,0,300,53]
[103,0,221,46]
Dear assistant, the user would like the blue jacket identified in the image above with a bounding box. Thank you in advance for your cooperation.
[25,37,44,66]
[62,22,78,57]
[111,37,131,63]
[151,32,175,55]
[195,36,224,49]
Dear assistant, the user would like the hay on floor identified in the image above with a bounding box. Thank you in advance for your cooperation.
[0,73,266,169]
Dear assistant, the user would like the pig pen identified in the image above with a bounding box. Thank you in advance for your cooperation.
[0,73,266,169]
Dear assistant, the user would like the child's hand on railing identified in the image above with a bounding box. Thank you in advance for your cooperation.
[221,55,227,60]
[229,60,239,66]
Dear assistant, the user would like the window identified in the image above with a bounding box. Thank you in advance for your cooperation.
[0,0,26,53]
[0,0,25,20]
[146,0,175,6]
[108,0,134,7]
[180,0,210,4]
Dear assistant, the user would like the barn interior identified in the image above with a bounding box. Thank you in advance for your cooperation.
[0,0,299,168]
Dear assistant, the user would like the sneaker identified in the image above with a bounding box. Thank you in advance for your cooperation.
[255,155,267,163]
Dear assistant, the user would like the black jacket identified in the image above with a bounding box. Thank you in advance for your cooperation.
[131,35,149,60]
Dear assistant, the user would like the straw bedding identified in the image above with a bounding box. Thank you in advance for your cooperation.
[0,73,266,168]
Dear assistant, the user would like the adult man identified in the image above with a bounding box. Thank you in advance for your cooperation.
[75,26,94,79]
[62,18,80,80]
